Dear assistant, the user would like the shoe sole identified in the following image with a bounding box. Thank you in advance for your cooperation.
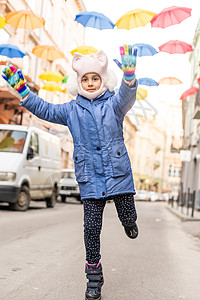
[85,296,101,300]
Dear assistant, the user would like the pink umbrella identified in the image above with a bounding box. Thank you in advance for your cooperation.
[158,40,193,54]
[180,87,199,101]
[150,6,192,28]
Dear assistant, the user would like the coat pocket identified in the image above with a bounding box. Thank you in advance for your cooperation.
[73,150,88,183]
[108,143,131,177]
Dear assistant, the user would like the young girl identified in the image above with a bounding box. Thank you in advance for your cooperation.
[2,44,138,300]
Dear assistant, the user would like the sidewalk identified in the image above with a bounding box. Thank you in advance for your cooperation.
[166,203,200,240]
[166,203,200,222]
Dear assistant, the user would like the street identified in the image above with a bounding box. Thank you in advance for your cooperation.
[0,200,200,300]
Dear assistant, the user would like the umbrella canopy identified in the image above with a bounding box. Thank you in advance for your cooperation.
[42,82,63,92]
[32,45,65,61]
[0,15,6,28]
[132,43,158,57]
[180,87,199,101]
[158,40,193,54]
[70,45,98,56]
[138,77,158,86]
[150,6,192,28]
[75,11,115,30]
[5,10,45,30]
[0,43,26,58]
[115,9,155,29]
[39,71,64,82]
[158,77,182,85]
[136,87,148,100]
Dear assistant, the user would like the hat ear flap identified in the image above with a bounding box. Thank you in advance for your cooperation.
[72,52,84,72]
[96,50,108,68]
[66,71,78,96]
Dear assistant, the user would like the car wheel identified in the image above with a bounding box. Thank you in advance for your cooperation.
[46,187,57,208]
[9,185,30,211]
[61,195,66,203]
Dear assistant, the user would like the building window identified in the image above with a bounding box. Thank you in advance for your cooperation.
[42,0,53,32]
[26,0,37,12]
[168,164,181,177]
[58,20,65,48]
[0,29,11,44]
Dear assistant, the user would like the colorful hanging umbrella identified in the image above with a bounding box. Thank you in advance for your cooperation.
[138,77,158,86]
[39,71,64,82]
[115,9,155,29]
[0,15,7,28]
[180,87,199,101]
[75,11,115,30]
[42,82,63,92]
[70,45,98,56]
[62,76,69,83]
[132,43,158,57]
[5,10,45,30]
[136,88,148,100]
[150,6,192,28]
[158,40,193,54]
[158,77,183,85]
[32,45,65,61]
[0,44,26,58]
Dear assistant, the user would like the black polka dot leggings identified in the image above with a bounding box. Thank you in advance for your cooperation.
[83,193,137,264]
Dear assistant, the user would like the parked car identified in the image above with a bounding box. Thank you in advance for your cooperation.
[59,168,81,203]
[159,193,170,201]
[135,190,150,201]
[149,191,160,202]
[0,124,61,211]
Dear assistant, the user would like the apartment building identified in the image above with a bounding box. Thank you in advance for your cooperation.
[0,0,85,168]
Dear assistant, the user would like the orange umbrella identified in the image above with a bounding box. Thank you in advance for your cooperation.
[158,77,183,85]
[5,10,45,30]
[0,15,6,28]
[32,45,65,61]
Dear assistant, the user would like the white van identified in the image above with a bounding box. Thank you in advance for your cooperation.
[0,124,62,211]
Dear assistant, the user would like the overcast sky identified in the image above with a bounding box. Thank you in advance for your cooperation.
[81,0,200,105]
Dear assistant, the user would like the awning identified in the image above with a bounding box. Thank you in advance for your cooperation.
[0,86,20,102]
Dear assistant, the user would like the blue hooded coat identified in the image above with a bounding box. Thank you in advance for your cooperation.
[20,79,137,200]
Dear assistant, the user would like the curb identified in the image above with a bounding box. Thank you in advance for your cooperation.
[166,206,200,222]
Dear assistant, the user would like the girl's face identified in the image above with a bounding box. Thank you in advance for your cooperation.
[81,73,102,93]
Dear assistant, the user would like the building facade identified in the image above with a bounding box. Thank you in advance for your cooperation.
[181,18,200,208]
[0,0,85,168]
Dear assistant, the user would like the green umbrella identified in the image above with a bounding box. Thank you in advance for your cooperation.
[62,75,69,83]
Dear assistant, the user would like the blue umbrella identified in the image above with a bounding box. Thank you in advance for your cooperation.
[75,11,115,30]
[138,77,159,86]
[133,43,158,57]
[0,44,26,58]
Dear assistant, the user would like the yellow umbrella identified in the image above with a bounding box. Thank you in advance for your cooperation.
[5,10,45,30]
[158,77,183,85]
[0,15,7,28]
[115,9,156,29]
[136,87,148,100]
[71,45,98,56]
[39,71,64,82]
[42,82,63,92]
[32,45,65,61]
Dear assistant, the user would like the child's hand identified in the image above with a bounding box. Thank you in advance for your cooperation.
[2,64,30,98]
[113,44,137,82]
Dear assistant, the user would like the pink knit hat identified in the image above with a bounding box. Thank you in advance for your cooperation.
[72,50,108,100]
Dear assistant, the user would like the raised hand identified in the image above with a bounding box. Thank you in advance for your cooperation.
[113,44,137,81]
[2,64,30,98]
